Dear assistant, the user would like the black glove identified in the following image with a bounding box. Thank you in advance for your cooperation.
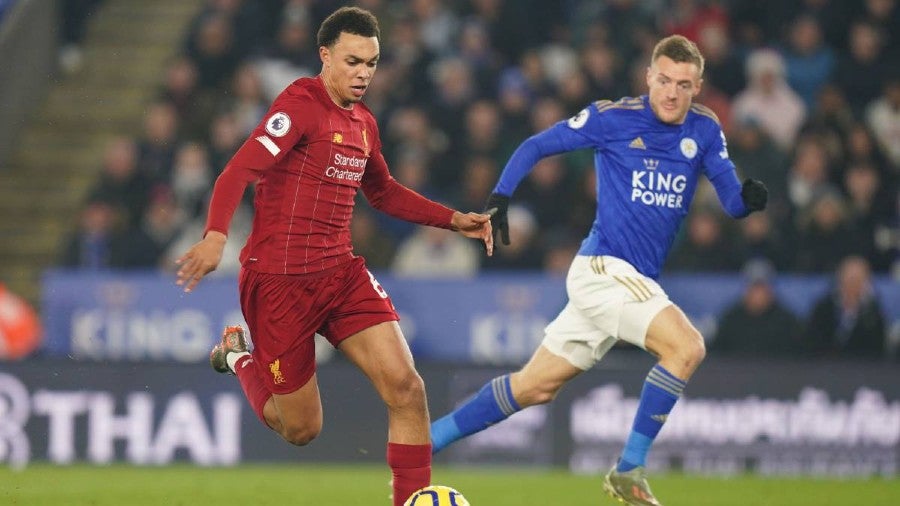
[741,178,768,212]
[484,193,510,246]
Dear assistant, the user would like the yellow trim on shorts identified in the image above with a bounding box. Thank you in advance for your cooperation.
[613,276,644,302]
[589,255,608,275]
[613,276,653,302]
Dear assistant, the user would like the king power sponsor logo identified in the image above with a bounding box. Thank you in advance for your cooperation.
[0,373,242,469]
[631,159,687,209]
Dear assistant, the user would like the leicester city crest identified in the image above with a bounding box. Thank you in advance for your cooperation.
[679,137,698,159]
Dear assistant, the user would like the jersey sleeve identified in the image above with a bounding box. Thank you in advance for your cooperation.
[494,103,606,196]
[361,149,455,229]
[701,121,749,218]
[249,94,310,162]
[204,94,311,237]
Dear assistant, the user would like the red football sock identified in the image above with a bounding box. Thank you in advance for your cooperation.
[234,355,272,426]
[387,442,432,506]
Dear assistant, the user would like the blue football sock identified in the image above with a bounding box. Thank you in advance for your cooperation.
[617,364,686,472]
[430,374,521,454]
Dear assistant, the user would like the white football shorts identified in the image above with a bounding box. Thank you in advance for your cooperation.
[542,255,673,370]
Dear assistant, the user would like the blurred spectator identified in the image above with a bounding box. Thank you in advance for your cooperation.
[566,165,598,236]
[384,106,450,185]
[116,187,185,269]
[858,0,900,58]
[579,41,627,100]
[516,155,571,230]
[482,205,543,270]
[804,255,886,357]
[833,20,890,115]
[371,149,436,243]
[661,0,729,45]
[873,190,900,275]
[170,142,214,220]
[410,0,460,57]
[713,260,802,357]
[864,72,900,169]
[136,101,180,184]
[382,14,436,103]
[223,63,268,136]
[843,161,885,260]
[454,99,513,169]
[798,83,855,161]
[253,17,318,100]
[783,15,835,110]
[448,156,497,216]
[781,15,835,109]
[158,56,215,141]
[728,118,790,220]
[465,0,546,63]
[87,137,151,228]
[541,231,580,276]
[736,211,792,270]
[163,200,251,276]
[456,18,503,93]
[186,0,270,61]
[391,225,481,278]
[207,111,243,170]
[556,68,593,113]
[698,20,745,97]
[185,12,241,89]
[60,200,121,269]
[349,207,396,271]
[843,123,892,181]
[732,49,806,151]
[428,56,479,141]
[793,190,861,272]
[667,209,741,272]
[786,136,832,218]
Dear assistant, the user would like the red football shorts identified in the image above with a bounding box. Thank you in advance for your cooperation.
[238,256,399,394]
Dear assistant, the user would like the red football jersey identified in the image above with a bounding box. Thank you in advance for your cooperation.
[205,76,455,275]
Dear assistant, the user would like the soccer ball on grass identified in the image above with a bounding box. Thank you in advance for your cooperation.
[404,485,470,506]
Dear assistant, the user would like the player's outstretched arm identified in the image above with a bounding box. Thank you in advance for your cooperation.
[175,231,226,293]
[450,211,494,256]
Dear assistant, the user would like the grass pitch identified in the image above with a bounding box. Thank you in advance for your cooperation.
[2,464,898,505]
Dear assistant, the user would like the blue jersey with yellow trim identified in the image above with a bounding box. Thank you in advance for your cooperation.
[494,95,748,279]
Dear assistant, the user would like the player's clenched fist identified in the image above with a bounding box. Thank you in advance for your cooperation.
[175,231,226,292]
[741,178,768,212]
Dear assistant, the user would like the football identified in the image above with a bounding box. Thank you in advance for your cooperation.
[404,485,470,506]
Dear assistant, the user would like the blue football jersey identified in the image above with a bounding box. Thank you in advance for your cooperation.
[495,95,747,279]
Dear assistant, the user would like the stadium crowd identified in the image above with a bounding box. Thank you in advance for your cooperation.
[60,0,899,282]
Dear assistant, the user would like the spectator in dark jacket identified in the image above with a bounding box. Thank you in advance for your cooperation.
[804,255,886,358]
[713,261,802,356]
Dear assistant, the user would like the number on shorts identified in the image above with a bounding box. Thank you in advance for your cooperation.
[367,270,388,298]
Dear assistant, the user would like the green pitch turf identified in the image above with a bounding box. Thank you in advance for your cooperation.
[2,464,898,505]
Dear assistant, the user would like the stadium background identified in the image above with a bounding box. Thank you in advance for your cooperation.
[1,0,898,504]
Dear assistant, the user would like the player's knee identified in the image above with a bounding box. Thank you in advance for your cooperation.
[281,420,322,446]
[676,330,706,371]
[382,370,426,410]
